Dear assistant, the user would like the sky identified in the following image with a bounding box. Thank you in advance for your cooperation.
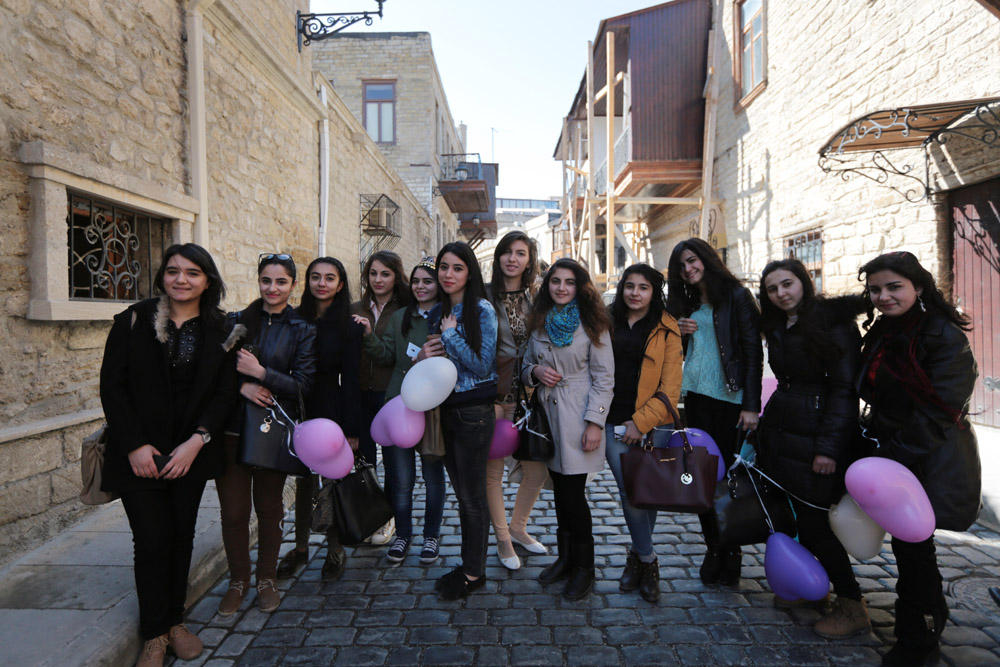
[310,0,663,201]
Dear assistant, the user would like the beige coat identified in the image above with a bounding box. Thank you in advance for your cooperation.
[522,324,615,475]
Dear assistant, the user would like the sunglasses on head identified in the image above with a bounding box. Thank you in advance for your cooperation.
[259,253,293,261]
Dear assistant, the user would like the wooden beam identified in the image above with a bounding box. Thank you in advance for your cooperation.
[586,40,597,274]
[566,164,588,177]
[594,71,624,102]
[605,30,616,286]
[698,25,721,239]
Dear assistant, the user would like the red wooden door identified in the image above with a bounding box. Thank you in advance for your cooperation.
[951,177,1000,427]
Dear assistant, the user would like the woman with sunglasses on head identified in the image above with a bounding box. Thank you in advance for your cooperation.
[605,263,682,603]
[423,242,499,600]
[666,237,763,586]
[276,257,362,583]
[522,258,614,600]
[215,253,316,616]
[100,244,238,667]
[355,257,447,565]
[858,251,979,667]
[484,231,549,571]
[351,250,411,546]
[757,258,868,638]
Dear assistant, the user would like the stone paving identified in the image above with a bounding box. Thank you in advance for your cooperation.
[171,467,1000,666]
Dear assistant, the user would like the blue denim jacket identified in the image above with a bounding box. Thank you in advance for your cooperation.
[428,298,498,393]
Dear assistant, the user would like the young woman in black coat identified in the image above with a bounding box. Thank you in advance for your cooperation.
[757,259,868,638]
[276,257,362,582]
[100,244,239,666]
[858,252,980,667]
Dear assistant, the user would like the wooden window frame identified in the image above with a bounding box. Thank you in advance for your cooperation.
[362,79,397,145]
[733,0,767,111]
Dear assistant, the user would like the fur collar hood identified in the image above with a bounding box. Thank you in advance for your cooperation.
[134,295,245,352]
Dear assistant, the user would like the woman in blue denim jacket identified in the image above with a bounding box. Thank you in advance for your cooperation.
[422,242,499,600]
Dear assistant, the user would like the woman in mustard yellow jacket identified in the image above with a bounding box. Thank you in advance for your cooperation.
[604,263,683,603]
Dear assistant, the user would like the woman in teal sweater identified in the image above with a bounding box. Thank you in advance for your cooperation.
[356,258,446,564]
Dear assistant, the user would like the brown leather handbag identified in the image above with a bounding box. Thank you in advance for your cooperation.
[621,392,718,513]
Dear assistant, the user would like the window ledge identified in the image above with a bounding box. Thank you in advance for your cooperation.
[734,80,768,113]
[28,299,133,321]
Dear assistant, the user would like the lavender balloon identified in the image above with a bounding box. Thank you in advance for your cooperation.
[293,418,346,470]
[489,419,520,460]
[383,395,425,449]
[314,441,355,480]
[845,457,935,543]
[667,428,726,481]
[370,410,393,447]
[765,532,830,601]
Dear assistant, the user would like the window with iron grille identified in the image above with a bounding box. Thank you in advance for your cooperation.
[67,191,169,301]
[784,229,823,292]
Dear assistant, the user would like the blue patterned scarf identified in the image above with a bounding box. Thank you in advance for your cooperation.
[544,300,580,348]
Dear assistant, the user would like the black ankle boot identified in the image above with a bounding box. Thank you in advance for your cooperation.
[538,529,572,585]
[563,538,595,601]
[639,557,660,603]
[619,550,641,592]
[700,547,722,585]
[720,547,742,586]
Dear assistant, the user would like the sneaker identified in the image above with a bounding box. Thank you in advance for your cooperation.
[167,624,203,661]
[438,570,486,601]
[276,548,309,579]
[136,634,168,667]
[217,580,249,617]
[256,578,281,612]
[419,537,440,563]
[321,547,346,581]
[386,537,410,563]
[370,517,396,546]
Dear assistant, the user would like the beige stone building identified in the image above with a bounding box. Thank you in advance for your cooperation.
[0,0,446,564]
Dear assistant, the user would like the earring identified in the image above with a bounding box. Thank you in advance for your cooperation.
[918,295,926,312]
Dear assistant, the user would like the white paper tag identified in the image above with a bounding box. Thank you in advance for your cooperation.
[406,342,421,359]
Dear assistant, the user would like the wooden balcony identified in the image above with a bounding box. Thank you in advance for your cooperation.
[437,154,491,213]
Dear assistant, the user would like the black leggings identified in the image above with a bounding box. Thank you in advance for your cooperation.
[792,498,861,600]
[549,470,592,542]
[684,392,743,545]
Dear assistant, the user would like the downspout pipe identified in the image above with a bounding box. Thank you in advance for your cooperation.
[318,86,330,256]
[186,0,217,248]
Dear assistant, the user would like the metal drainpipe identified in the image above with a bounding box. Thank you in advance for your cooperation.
[318,86,330,256]
[186,0,217,248]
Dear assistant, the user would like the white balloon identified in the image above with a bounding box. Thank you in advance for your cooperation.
[829,493,886,561]
[400,357,459,411]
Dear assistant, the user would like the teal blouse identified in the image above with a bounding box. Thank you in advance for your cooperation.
[680,304,743,406]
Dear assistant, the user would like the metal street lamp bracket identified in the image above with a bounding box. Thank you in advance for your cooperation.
[297,1,385,52]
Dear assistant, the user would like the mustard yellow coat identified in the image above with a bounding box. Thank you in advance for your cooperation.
[631,312,684,434]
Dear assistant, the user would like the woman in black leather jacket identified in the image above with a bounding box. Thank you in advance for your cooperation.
[858,252,980,667]
[666,237,762,586]
[216,254,316,616]
[757,259,868,638]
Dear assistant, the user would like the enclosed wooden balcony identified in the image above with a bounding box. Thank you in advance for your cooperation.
[457,162,499,246]
[437,153,490,213]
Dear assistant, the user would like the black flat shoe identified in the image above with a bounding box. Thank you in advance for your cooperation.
[276,548,309,579]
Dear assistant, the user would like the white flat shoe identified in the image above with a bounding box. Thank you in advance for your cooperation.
[510,534,548,555]
[498,548,521,570]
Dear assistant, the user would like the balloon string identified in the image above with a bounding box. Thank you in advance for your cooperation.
[267,400,300,460]
[733,454,830,512]
[738,457,777,533]
[514,401,552,441]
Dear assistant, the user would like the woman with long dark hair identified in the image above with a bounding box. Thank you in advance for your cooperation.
[276,257,362,582]
[351,250,411,545]
[757,258,868,637]
[216,253,316,616]
[522,258,614,600]
[423,242,499,600]
[858,251,980,666]
[357,257,447,565]
[485,231,549,570]
[666,237,762,586]
[605,263,682,603]
[100,244,238,666]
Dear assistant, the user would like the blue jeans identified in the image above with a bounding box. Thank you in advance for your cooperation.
[604,424,672,557]
[381,444,445,541]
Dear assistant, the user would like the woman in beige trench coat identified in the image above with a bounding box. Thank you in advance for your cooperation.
[521,259,614,600]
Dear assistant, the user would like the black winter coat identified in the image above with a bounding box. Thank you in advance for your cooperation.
[100,296,240,493]
[226,304,317,433]
[859,312,981,531]
[302,309,363,438]
[758,298,862,506]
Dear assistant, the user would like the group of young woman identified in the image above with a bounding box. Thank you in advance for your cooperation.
[100,234,980,667]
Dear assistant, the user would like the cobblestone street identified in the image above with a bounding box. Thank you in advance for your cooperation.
[166,466,1000,666]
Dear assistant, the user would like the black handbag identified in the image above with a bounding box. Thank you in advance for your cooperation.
[327,460,394,546]
[238,395,309,476]
[513,384,554,462]
[715,461,797,547]
[312,480,335,534]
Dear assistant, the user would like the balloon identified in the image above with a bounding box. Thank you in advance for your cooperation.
[313,442,355,479]
[667,428,726,481]
[765,532,830,602]
[845,457,935,543]
[382,395,425,449]
[400,357,458,411]
[761,377,778,413]
[829,493,886,560]
[489,419,520,460]
[293,419,346,469]
[370,410,393,447]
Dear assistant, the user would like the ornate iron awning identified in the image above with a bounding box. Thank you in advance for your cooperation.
[818,97,1000,202]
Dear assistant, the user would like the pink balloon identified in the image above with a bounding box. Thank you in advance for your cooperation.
[489,419,520,460]
[667,429,726,481]
[293,419,345,469]
[845,457,935,542]
[383,395,425,449]
[765,532,830,601]
[761,377,778,413]
[370,410,393,447]
[313,442,355,479]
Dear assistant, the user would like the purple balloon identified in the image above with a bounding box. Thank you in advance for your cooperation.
[489,419,520,460]
[313,442,355,480]
[761,377,778,413]
[384,395,425,449]
[667,428,725,481]
[845,457,935,542]
[370,410,393,447]
[293,419,345,470]
[765,532,830,601]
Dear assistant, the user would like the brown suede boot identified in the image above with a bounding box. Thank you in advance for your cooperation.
[168,624,203,660]
[814,596,871,639]
[136,634,168,667]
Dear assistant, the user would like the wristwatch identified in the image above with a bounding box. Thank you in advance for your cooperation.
[195,428,212,444]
